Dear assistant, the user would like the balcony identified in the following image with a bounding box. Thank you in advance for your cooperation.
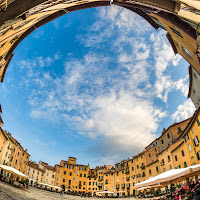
[140,165,145,170]
[160,162,165,166]
[125,171,130,175]
[98,178,103,182]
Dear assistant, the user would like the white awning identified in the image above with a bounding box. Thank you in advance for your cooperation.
[0,164,27,178]
[97,191,115,194]
[38,183,61,190]
[135,164,200,189]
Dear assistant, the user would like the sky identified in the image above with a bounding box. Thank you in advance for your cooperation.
[0,5,196,168]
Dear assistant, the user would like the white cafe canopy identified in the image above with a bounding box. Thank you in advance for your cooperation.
[38,182,62,190]
[135,164,200,189]
[97,191,115,194]
[0,164,27,178]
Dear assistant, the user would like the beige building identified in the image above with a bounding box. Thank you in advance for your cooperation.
[38,161,55,186]
[27,161,45,185]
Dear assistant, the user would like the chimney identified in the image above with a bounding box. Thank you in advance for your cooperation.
[162,128,166,135]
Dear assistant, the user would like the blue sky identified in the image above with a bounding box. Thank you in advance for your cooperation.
[0,5,196,168]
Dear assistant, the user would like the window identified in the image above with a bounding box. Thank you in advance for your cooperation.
[161,139,164,144]
[149,16,166,30]
[149,169,151,175]
[64,171,66,175]
[184,162,187,168]
[192,128,194,134]
[80,173,82,177]
[57,176,59,181]
[69,180,71,185]
[58,170,60,173]
[132,167,134,171]
[69,165,73,169]
[197,119,200,126]
[181,150,185,157]
[175,155,178,161]
[197,151,200,160]
[70,172,72,176]
[84,174,86,177]
[170,165,172,169]
[185,134,189,142]
[194,136,199,146]
[63,179,65,182]
[169,27,183,38]
[168,155,171,161]
[156,166,159,172]
[149,154,151,158]
[167,133,170,138]
[174,40,180,49]
[182,47,193,59]
[188,144,192,152]
[137,165,139,169]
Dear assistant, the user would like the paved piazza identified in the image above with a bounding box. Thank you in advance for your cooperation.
[0,181,150,200]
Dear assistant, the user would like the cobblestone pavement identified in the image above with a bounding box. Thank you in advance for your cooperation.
[0,180,150,200]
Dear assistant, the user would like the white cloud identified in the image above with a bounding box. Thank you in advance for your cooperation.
[172,99,195,122]
[13,5,192,165]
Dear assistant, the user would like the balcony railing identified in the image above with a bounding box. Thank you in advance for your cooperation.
[160,162,165,166]
[140,166,145,170]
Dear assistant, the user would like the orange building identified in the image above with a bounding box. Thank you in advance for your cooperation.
[54,157,89,193]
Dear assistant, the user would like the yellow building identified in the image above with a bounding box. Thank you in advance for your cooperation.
[145,160,160,179]
[0,129,14,165]
[115,158,133,197]
[8,134,30,174]
[103,168,115,192]
[179,108,200,165]
[171,138,191,169]
[87,170,98,196]
[54,157,89,193]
